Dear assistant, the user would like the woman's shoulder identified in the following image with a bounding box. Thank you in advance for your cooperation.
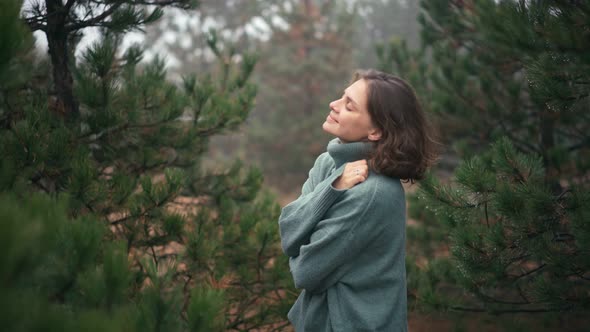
[347,172,405,204]
[311,151,336,175]
[315,151,334,166]
[327,174,404,231]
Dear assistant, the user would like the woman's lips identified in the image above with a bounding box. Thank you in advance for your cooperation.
[327,113,338,123]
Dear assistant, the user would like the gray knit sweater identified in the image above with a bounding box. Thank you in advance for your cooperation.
[278,138,408,332]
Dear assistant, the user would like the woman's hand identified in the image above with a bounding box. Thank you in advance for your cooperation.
[332,160,369,190]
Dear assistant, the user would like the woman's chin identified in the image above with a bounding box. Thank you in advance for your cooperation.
[322,122,335,134]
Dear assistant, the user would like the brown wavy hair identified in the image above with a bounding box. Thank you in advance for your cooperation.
[353,69,439,182]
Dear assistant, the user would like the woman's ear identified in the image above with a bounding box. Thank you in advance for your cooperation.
[368,128,382,141]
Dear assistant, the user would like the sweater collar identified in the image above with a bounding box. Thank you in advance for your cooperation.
[327,138,374,168]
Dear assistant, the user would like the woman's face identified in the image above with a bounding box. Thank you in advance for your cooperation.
[322,79,381,143]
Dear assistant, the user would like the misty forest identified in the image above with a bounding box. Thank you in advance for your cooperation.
[1,0,589,331]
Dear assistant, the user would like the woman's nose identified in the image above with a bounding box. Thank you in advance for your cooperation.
[329,99,339,112]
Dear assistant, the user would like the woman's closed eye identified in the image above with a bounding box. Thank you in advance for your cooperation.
[344,96,354,111]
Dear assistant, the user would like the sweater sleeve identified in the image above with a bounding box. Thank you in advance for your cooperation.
[278,153,344,258]
[299,152,332,196]
[288,183,394,294]
[279,181,345,257]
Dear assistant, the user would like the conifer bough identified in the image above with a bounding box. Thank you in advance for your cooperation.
[23,0,197,118]
[1,0,294,330]
[379,0,590,317]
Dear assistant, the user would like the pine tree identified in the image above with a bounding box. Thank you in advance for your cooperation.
[2,0,292,330]
[379,0,590,317]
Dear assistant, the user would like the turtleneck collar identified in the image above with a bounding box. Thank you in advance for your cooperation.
[327,138,375,169]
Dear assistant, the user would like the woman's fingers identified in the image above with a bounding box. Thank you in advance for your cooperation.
[349,159,368,167]
[349,160,368,177]
[333,160,369,190]
[346,160,369,184]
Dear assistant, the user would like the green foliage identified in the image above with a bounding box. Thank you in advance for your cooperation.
[383,0,590,318]
[419,136,589,313]
[0,193,132,331]
[187,286,225,331]
[406,138,589,319]
[2,0,293,329]
[0,0,32,85]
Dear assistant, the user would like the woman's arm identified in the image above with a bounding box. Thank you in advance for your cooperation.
[279,155,370,258]
[278,167,345,257]
[289,183,404,294]
[299,152,331,196]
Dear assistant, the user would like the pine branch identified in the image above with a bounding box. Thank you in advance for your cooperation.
[81,197,97,213]
[484,200,490,227]
[22,1,57,32]
[507,253,531,262]
[556,127,586,141]
[499,149,528,184]
[438,78,539,155]
[496,116,541,155]
[149,240,159,268]
[432,186,477,209]
[129,159,172,175]
[109,212,137,226]
[1,97,18,129]
[31,175,52,194]
[516,283,531,303]
[64,0,76,11]
[567,136,590,152]
[418,4,447,36]
[134,0,189,5]
[556,189,571,201]
[135,234,179,248]
[552,232,575,242]
[65,0,191,32]
[477,291,530,306]
[50,278,76,304]
[109,189,173,225]
[24,16,48,32]
[195,123,229,137]
[510,263,546,280]
[256,232,269,282]
[78,118,172,142]
[65,2,123,32]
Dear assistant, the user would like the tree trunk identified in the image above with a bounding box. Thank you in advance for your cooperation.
[46,0,79,118]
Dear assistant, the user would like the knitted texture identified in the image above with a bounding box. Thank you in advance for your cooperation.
[279,138,408,332]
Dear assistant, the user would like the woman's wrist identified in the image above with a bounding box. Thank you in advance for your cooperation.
[332,177,345,190]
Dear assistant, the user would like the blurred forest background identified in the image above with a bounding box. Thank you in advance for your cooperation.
[140,0,422,201]
[2,0,589,331]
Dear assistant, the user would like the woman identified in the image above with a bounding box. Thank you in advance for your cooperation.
[278,69,438,331]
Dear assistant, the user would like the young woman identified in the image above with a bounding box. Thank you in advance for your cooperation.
[278,69,438,331]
